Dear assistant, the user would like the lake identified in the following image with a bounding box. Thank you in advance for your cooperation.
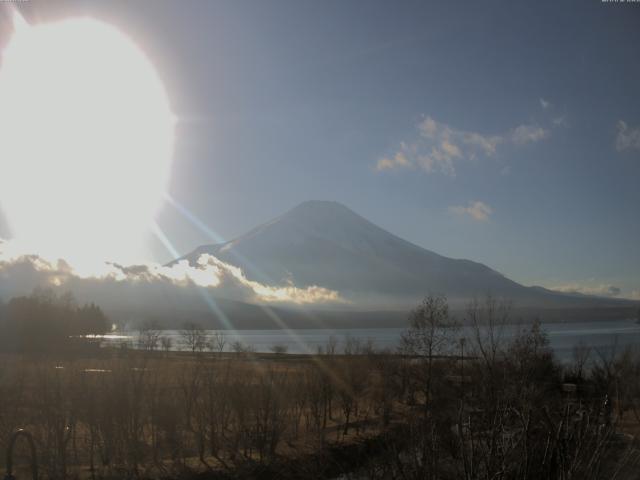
[103,318,640,363]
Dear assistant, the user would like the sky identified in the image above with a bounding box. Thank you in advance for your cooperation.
[0,0,639,299]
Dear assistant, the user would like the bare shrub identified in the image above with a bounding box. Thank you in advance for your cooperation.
[270,344,289,355]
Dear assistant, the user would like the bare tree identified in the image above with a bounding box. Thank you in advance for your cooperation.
[316,335,338,355]
[138,320,161,351]
[160,336,173,353]
[210,331,227,353]
[466,294,511,388]
[401,294,458,399]
[180,321,208,353]
[326,335,338,355]
[399,294,458,478]
[567,339,592,382]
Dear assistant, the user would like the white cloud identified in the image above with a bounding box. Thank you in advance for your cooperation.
[552,116,567,127]
[0,240,344,306]
[540,98,551,110]
[510,124,548,145]
[448,201,493,222]
[550,283,623,298]
[615,120,640,152]
[375,148,412,171]
[376,115,549,176]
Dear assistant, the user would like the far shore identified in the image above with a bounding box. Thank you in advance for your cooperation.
[104,304,640,332]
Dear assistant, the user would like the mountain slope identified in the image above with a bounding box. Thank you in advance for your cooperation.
[177,201,632,308]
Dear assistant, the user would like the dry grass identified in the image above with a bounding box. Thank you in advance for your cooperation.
[0,347,397,479]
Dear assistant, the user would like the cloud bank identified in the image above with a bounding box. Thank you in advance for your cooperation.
[0,240,343,308]
[550,282,623,298]
[375,115,549,176]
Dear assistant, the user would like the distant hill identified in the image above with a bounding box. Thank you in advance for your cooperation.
[177,200,635,309]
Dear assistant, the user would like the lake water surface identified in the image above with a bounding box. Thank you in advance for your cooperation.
[105,318,640,362]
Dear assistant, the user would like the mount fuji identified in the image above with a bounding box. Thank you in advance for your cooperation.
[177,201,632,310]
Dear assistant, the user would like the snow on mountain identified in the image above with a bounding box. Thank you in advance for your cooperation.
[177,201,628,308]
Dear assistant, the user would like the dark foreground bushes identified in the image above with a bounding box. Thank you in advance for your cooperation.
[0,294,639,479]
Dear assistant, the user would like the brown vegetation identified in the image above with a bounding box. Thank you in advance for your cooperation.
[1,294,640,479]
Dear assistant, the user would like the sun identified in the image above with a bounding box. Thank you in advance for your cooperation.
[0,14,175,273]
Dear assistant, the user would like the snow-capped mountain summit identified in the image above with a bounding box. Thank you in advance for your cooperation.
[175,201,636,307]
[177,200,615,308]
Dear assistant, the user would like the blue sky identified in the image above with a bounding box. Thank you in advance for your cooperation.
[3,0,640,298]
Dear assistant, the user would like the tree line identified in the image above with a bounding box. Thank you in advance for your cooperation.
[0,289,110,352]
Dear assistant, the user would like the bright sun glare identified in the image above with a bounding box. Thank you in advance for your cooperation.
[0,14,175,273]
